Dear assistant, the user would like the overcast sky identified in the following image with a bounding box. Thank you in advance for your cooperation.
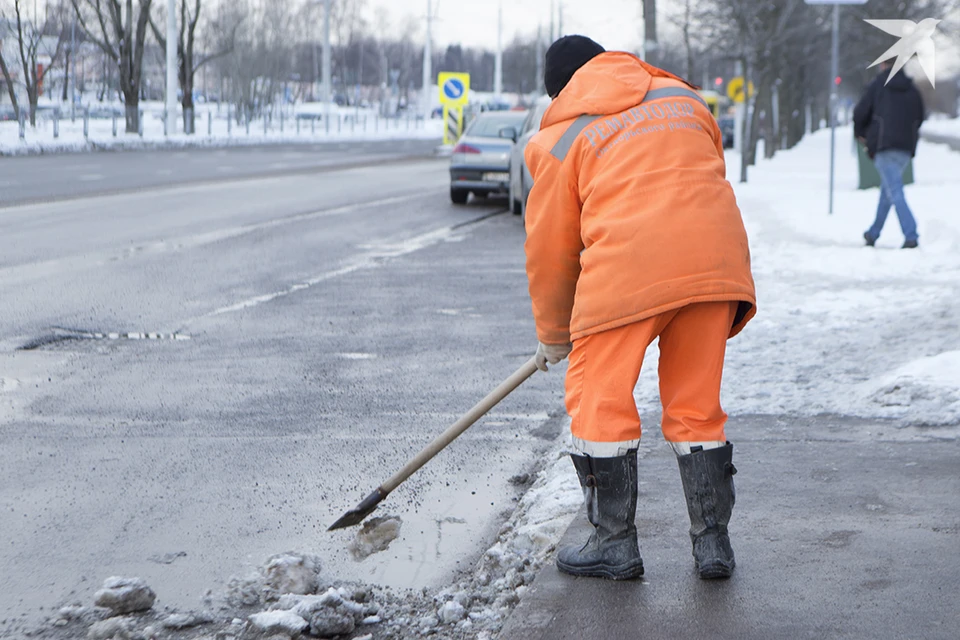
[368,0,648,51]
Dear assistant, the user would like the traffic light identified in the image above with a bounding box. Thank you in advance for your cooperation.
[834,76,842,85]
[714,76,723,86]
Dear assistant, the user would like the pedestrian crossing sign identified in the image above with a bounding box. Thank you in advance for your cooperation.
[439,72,470,106]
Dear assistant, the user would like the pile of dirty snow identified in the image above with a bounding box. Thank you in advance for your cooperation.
[859,350,960,426]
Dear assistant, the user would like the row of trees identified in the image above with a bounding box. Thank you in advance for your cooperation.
[0,0,240,132]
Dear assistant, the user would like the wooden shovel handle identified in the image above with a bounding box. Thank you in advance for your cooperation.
[381,356,539,494]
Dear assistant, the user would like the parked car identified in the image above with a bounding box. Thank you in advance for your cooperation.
[718,115,735,149]
[449,110,527,205]
[508,95,552,218]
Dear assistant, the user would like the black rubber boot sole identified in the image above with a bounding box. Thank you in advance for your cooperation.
[696,558,735,580]
[556,556,645,580]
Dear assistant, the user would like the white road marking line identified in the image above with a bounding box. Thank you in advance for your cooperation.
[79,174,104,181]
[203,224,457,318]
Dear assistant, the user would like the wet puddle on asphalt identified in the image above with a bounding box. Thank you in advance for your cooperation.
[320,449,534,590]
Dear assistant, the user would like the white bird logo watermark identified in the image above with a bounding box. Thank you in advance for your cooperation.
[865,18,941,87]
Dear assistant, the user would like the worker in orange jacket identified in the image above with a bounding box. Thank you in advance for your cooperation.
[525,36,756,581]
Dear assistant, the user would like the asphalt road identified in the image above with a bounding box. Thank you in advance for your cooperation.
[0,139,441,206]
[0,145,566,635]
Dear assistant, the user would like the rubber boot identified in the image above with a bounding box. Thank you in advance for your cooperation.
[676,442,737,579]
[555,450,644,580]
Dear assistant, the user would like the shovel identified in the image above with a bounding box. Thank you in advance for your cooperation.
[328,356,539,530]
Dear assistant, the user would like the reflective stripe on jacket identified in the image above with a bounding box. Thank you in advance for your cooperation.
[524,51,757,344]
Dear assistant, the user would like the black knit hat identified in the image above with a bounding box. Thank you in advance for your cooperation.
[544,35,606,98]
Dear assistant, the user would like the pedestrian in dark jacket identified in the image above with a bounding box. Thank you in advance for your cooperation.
[853,61,925,249]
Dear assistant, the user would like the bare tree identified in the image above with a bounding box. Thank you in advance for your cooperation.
[696,0,810,181]
[149,0,240,133]
[3,0,68,125]
[71,0,154,133]
[220,0,295,122]
[0,17,20,121]
[331,0,366,93]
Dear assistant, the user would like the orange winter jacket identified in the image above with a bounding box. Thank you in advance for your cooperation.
[524,52,756,345]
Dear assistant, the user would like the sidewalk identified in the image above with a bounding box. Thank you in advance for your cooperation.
[499,415,960,640]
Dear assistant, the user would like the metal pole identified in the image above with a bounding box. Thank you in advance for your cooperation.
[323,0,332,130]
[638,4,646,61]
[771,81,780,153]
[494,1,503,102]
[829,2,839,215]
[536,25,543,94]
[422,0,432,119]
[70,20,76,121]
[550,0,555,41]
[734,60,744,154]
[166,0,177,135]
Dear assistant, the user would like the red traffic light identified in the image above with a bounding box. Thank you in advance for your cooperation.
[834,76,841,85]
[714,76,723,86]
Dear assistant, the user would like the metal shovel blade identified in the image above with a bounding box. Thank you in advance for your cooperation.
[327,487,387,531]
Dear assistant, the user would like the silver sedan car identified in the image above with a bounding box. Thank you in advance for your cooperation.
[449,111,527,205]
[508,96,552,218]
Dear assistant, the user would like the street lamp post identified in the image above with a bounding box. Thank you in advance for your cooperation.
[494,1,503,103]
[322,0,332,127]
[422,0,433,120]
[804,0,868,214]
[165,0,177,135]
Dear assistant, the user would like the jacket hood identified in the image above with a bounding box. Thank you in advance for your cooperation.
[881,69,912,91]
[541,52,687,128]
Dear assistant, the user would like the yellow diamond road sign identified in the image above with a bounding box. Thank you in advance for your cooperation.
[726,76,755,104]
[438,72,470,106]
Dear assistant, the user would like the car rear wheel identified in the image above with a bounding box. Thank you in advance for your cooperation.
[450,188,469,205]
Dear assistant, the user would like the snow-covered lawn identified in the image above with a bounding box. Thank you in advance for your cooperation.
[0,102,443,155]
[923,115,960,138]
[709,128,960,430]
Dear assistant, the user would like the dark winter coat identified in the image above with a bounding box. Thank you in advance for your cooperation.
[853,69,925,158]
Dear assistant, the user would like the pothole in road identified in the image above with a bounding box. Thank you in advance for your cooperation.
[18,327,191,351]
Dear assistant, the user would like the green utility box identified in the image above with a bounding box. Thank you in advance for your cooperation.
[856,142,914,190]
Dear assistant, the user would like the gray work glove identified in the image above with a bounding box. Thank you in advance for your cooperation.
[535,342,572,372]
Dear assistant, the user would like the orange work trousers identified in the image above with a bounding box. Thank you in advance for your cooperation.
[565,301,738,456]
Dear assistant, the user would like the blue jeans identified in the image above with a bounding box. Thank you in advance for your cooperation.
[865,149,918,243]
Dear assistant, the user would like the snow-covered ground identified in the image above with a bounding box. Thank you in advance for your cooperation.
[712,129,960,431]
[0,101,443,155]
[923,115,960,138]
